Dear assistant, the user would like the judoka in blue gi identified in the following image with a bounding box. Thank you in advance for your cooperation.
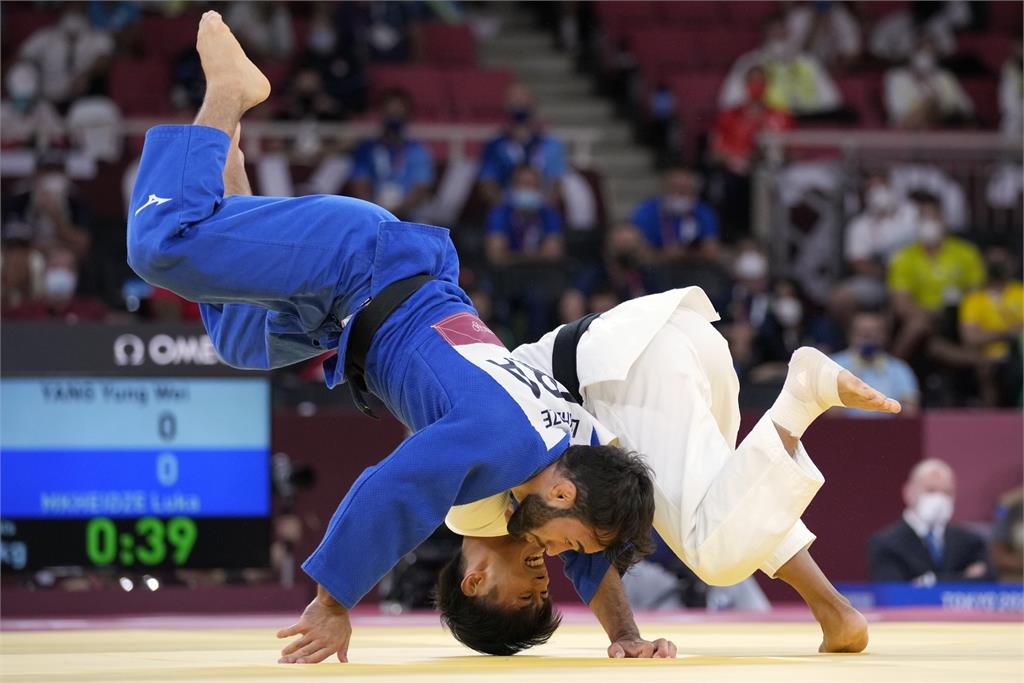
[126,13,666,664]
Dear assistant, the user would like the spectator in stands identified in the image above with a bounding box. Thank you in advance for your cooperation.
[485,166,564,269]
[747,278,809,382]
[1,246,106,322]
[1,155,91,263]
[87,0,141,52]
[709,65,792,241]
[350,89,435,220]
[0,62,65,152]
[869,1,966,65]
[958,245,1023,407]
[884,36,974,129]
[18,4,114,108]
[831,310,921,417]
[1000,40,1023,139]
[722,241,771,370]
[631,167,720,263]
[783,0,862,68]
[648,82,678,167]
[718,14,844,119]
[225,1,294,60]
[990,487,1024,583]
[841,174,919,306]
[558,222,663,323]
[867,459,994,584]
[888,194,985,363]
[478,84,568,206]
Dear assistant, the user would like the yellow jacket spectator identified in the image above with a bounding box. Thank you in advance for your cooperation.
[959,247,1024,361]
[887,219,984,312]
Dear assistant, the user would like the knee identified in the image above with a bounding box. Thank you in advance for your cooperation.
[691,556,755,587]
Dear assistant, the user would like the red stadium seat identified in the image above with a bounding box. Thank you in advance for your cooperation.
[418,23,476,65]
[957,33,1014,75]
[696,28,760,69]
[446,67,513,122]
[627,28,704,81]
[669,72,727,161]
[109,58,171,115]
[140,12,202,59]
[859,1,909,22]
[659,2,724,26]
[720,1,781,29]
[960,77,999,129]
[1,6,59,56]
[595,1,661,40]
[367,65,448,120]
[990,0,1023,36]
[836,74,885,128]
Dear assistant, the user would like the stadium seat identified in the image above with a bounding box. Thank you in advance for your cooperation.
[659,2,724,26]
[627,28,704,81]
[960,77,999,129]
[858,1,909,22]
[957,33,1014,75]
[1,6,58,56]
[669,73,726,161]
[367,65,448,120]
[446,67,513,122]
[836,74,885,128]
[990,0,1024,36]
[696,28,761,69]
[595,1,661,40]
[720,1,780,29]
[109,59,171,116]
[140,13,202,59]
[418,23,476,66]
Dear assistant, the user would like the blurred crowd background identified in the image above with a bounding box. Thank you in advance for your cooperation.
[2,0,1022,412]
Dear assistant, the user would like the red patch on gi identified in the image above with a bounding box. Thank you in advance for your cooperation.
[433,312,504,347]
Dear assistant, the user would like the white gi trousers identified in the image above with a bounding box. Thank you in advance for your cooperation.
[582,306,822,586]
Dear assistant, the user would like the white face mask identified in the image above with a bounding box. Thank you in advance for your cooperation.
[918,219,943,246]
[773,296,803,327]
[912,51,937,73]
[663,194,695,215]
[867,185,895,214]
[44,267,77,300]
[914,492,954,528]
[734,251,768,280]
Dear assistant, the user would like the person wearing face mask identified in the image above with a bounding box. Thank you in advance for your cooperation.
[888,194,985,363]
[958,246,1024,407]
[718,15,842,117]
[478,84,568,207]
[486,165,566,340]
[631,167,720,263]
[2,154,92,261]
[350,89,435,220]
[831,310,920,417]
[884,36,973,129]
[18,4,114,107]
[0,61,65,151]
[868,459,994,584]
[2,246,106,322]
[709,66,793,241]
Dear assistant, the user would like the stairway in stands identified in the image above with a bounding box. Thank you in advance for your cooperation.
[477,8,660,224]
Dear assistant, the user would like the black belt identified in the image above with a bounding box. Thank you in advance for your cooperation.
[344,274,434,418]
[552,312,600,405]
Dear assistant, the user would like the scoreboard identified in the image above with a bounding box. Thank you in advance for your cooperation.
[0,323,271,571]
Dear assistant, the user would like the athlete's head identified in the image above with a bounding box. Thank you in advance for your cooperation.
[510,444,655,573]
[435,541,560,655]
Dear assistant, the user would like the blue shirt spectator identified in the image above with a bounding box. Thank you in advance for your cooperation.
[485,165,565,268]
[631,168,720,259]
[350,88,434,219]
[487,203,562,253]
[479,84,568,206]
[831,310,920,417]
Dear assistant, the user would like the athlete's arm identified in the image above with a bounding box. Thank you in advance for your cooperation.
[589,567,677,659]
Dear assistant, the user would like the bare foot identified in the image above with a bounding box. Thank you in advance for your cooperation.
[838,370,901,414]
[196,11,270,113]
[817,602,869,653]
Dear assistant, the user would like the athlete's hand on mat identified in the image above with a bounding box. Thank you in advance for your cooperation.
[607,636,677,659]
[276,585,352,664]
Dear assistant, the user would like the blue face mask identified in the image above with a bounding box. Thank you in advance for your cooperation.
[858,343,879,360]
[510,188,543,211]
[509,108,533,124]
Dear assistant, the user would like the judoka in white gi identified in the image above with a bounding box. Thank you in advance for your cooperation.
[439,287,901,656]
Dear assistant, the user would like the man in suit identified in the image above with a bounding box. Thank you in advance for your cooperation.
[868,459,994,583]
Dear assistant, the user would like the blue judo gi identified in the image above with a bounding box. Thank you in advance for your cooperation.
[126,125,612,608]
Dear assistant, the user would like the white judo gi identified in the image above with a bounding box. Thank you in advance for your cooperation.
[448,287,822,586]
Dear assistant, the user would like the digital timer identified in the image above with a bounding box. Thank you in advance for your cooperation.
[0,377,271,570]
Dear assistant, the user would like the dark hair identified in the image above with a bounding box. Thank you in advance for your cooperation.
[555,444,655,573]
[910,190,941,210]
[434,550,561,655]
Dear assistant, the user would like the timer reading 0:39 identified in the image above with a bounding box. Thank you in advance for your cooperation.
[85,517,197,566]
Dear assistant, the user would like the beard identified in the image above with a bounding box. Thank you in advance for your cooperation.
[506,494,572,539]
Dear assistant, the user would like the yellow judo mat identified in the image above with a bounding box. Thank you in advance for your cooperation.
[2,620,1022,683]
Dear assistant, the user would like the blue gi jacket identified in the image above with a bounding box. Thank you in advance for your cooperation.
[126,124,611,607]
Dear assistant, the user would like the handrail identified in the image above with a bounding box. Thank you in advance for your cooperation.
[119,118,603,168]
